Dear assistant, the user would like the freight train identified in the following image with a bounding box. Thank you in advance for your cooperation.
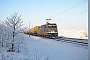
[26,22,58,38]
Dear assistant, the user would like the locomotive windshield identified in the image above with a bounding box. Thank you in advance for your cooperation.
[48,25,57,28]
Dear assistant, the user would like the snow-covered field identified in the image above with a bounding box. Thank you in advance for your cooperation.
[0,34,88,60]
[58,29,88,39]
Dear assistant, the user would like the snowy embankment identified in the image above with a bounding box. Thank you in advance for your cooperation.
[0,34,88,60]
[24,34,88,60]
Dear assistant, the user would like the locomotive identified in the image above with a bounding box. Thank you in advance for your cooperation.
[39,23,58,38]
[26,22,58,38]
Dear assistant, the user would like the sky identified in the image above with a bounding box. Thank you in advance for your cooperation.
[0,0,88,31]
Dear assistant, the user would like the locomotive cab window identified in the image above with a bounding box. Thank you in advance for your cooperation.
[48,25,57,28]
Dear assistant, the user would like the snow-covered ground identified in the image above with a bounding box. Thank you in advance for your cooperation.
[58,29,88,39]
[0,34,88,60]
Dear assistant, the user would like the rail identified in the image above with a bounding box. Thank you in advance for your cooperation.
[55,37,88,48]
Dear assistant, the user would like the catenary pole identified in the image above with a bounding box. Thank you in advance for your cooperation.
[88,0,90,60]
[29,22,30,37]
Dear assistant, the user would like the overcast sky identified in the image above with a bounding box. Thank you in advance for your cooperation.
[0,0,88,31]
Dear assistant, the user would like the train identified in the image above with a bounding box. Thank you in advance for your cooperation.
[25,22,58,38]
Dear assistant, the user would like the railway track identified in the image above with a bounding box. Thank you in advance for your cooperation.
[29,35,88,48]
[55,37,88,48]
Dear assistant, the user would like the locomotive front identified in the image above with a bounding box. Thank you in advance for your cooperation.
[45,23,58,38]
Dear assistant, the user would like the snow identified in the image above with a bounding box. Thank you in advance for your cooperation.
[58,29,88,39]
[25,35,88,60]
[0,34,88,60]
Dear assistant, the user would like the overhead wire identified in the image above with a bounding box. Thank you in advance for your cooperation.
[51,0,88,18]
[59,10,87,20]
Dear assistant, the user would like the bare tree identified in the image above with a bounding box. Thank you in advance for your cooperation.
[4,12,23,52]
